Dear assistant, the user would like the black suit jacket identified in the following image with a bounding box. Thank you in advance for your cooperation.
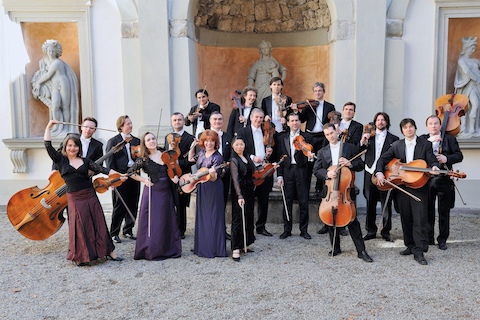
[342,120,363,146]
[261,95,293,118]
[313,143,364,180]
[52,134,104,170]
[375,136,440,175]
[227,107,257,137]
[106,133,140,173]
[184,102,221,136]
[173,131,195,174]
[299,101,335,132]
[419,133,463,170]
[361,131,399,168]
[275,130,313,176]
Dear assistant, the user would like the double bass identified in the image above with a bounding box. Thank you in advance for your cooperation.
[318,132,356,227]
[434,93,469,137]
[6,138,131,240]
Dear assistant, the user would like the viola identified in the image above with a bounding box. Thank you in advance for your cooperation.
[178,162,230,194]
[296,99,319,111]
[372,158,466,192]
[328,110,342,126]
[293,135,314,158]
[434,93,469,137]
[263,119,276,161]
[161,133,182,179]
[7,137,131,240]
[318,133,356,227]
[231,90,243,110]
[93,172,134,193]
[253,155,286,186]
[131,145,140,160]
[363,122,376,146]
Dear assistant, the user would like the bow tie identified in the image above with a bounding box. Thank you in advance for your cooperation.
[330,143,339,149]
[405,140,416,147]
[81,137,91,143]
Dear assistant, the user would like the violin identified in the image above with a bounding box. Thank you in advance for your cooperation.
[253,155,287,186]
[131,145,140,160]
[263,119,276,161]
[161,133,182,179]
[178,162,230,194]
[189,84,208,116]
[372,158,467,192]
[93,172,134,193]
[293,135,314,158]
[231,90,243,110]
[318,133,356,227]
[363,122,376,146]
[7,137,131,240]
[328,110,342,125]
[434,93,469,137]
[295,99,319,111]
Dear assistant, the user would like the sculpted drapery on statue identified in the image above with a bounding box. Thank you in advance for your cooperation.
[32,40,80,136]
[454,36,480,138]
[247,40,287,108]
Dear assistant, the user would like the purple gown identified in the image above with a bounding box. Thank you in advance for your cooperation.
[194,150,227,258]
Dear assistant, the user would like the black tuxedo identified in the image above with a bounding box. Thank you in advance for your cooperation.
[360,131,399,237]
[313,142,366,254]
[299,100,335,132]
[185,102,221,136]
[106,133,141,237]
[261,95,293,132]
[237,125,274,233]
[341,120,363,146]
[167,131,195,236]
[420,133,463,244]
[227,107,256,137]
[52,133,104,170]
[275,130,313,233]
[375,136,439,257]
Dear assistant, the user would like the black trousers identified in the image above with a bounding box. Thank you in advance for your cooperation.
[282,164,309,233]
[328,216,366,254]
[306,132,327,193]
[110,178,140,236]
[254,175,273,232]
[173,189,190,236]
[395,183,429,256]
[428,176,454,243]
[364,171,393,237]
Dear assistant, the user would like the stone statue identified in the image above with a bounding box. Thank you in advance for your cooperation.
[454,36,480,138]
[32,40,79,136]
[247,40,287,108]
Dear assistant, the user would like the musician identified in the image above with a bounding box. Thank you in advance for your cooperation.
[313,123,373,262]
[375,118,440,265]
[338,102,363,146]
[106,115,141,243]
[420,115,463,250]
[44,120,124,266]
[167,112,195,239]
[298,82,335,198]
[52,117,103,171]
[237,108,274,237]
[185,89,221,137]
[276,113,315,240]
[360,112,399,242]
[227,86,258,137]
[262,77,293,133]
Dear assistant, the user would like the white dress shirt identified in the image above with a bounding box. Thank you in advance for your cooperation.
[251,125,265,165]
[80,135,90,158]
[339,119,352,132]
[311,100,324,133]
[405,136,417,163]
[243,106,253,128]
[271,94,283,133]
[121,132,135,167]
[330,142,340,166]
[365,129,387,174]
[212,129,223,156]
[196,101,208,136]
[289,130,300,164]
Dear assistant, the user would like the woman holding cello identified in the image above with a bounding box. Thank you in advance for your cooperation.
[44,120,124,266]
[127,132,182,261]
[188,130,227,258]
[313,123,373,262]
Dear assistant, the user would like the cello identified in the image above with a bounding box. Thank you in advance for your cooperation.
[318,132,356,227]
[434,93,469,137]
[6,137,131,240]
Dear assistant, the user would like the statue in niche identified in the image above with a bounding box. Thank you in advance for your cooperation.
[247,40,287,108]
[454,36,480,138]
[32,40,79,136]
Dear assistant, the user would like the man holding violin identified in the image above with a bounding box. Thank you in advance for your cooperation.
[276,113,315,240]
[262,77,293,133]
[185,89,220,137]
[375,118,440,265]
[106,115,141,243]
[227,86,258,137]
[313,123,373,262]
[420,115,463,250]
[237,108,274,237]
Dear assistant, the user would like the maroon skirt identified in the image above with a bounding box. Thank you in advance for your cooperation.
[66,188,114,263]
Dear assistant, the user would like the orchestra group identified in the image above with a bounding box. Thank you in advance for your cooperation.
[40,77,464,267]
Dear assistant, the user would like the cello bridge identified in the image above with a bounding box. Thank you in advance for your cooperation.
[40,198,53,209]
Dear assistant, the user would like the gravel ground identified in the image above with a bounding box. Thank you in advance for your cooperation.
[1,205,480,320]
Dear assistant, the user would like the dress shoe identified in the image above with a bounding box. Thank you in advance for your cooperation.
[279,231,291,239]
[300,232,312,240]
[428,238,435,245]
[225,233,231,240]
[107,255,124,261]
[76,262,88,267]
[400,248,412,255]
[232,249,240,262]
[358,251,374,262]
[124,233,137,240]
[414,255,428,265]
[112,235,121,243]
[438,242,447,250]
[232,256,240,262]
[339,228,349,236]
[258,229,273,237]
[246,248,255,253]
[328,250,341,256]
[363,233,376,241]
[180,233,186,239]
[317,225,328,234]
[382,235,394,242]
